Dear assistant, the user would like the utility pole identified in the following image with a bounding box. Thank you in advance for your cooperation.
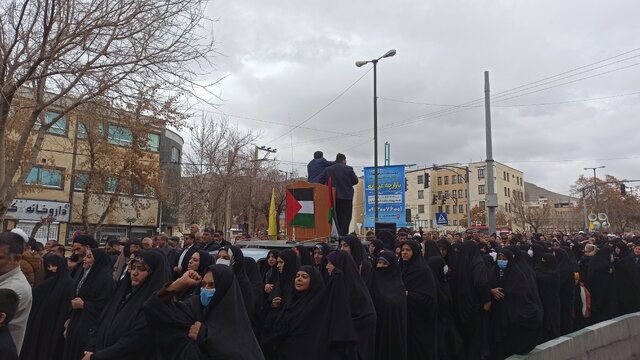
[584,166,605,212]
[484,71,497,235]
[225,150,233,241]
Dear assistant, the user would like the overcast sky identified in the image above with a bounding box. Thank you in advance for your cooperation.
[184,0,640,195]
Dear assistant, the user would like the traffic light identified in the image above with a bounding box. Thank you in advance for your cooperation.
[432,194,437,205]
[405,177,408,192]
[424,173,430,189]
[621,183,626,196]
[441,194,446,205]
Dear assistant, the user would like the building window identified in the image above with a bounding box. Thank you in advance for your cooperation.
[171,147,181,163]
[505,202,509,211]
[479,201,486,208]
[459,175,464,183]
[438,206,443,213]
[417,175,424,184]
[108,124,133,146]
[465,189,468,198]
[437,177,442,185]
[508,188,511,197]
[418,205,424,214]
[453,220,458,226]
[504,187,508,196]
[35,112,68,136]
[459,204,464,213]
[147,133,160,152]
[105,177,118,193]
[74,172,89,191]
[438,191,443,198]
[132,183,146,196]
[77,122,104,139]
[478,168,485,179]
[478,185,485,194]
[418,190,424,199]
[26,166,64,189]
[444,191,449,199]
[458,189,463,198]
[452,175,457,184]
[508,203,512,212]
[453,205,458,213]
[444,176,449,185]
[445,205,450,213]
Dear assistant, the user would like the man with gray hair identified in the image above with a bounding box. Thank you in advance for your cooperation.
[0,231,32,355]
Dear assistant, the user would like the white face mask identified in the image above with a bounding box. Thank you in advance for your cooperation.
[443,265,449,275]
[217,258,231,267]
[528,249,534,258]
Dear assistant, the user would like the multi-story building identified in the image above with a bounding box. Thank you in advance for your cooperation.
[468,161,525,225]
[2,108,182,243]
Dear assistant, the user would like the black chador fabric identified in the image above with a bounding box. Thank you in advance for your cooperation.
[330,251,377,360]
[452,240,491,360]
[20,255,74,360]
[177,251,214,301]
[399,240,438,360]
[261,250,280,286]
[144,264,264,360]
[260,249,300,357]
[423,240,441,260]
[341,235,373,285]
[277,266,358,360]
[222,245,255,325]
[428,256,462,360]
[244,256,266,320]
[536,253,561,343]
[313,243,332,281]
[63,249,115,360]
[369,251,407,360]
[489,249,542,360]
[587,245,619,323]
[88,250,170,360]
[612,243,640,315]
[294,245,314,266]
[553,248,576,335]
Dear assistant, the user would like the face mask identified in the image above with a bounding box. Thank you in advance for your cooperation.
[497,259,508,270]
[443,265,449,275]
[527,249,534,257]
[200,287,216,307]
[217,258,231,267]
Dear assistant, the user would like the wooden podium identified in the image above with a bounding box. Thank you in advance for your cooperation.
[286,181,332,241]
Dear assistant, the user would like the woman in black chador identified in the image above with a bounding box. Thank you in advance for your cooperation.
[452,240,491,360]
[587,245,619,323]
[20,255,74,360]
[369,250,407,360]
[144,264,264,359]
[428,255,462,360]
[489,248,542,359]
[399,240,438,360]
[83,250,170,360]
[62,249,114,360]
[277,265,357,360]
[535,253,561,343]
[554,248,576,335]
[612,241,640,315]
[327,250,377,360]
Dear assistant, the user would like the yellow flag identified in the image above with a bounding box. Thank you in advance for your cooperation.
[268,188,277,239]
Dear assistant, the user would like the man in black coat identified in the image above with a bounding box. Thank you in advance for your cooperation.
[318,153,359,236]
[173,233,198,279]
[307,151,334,183]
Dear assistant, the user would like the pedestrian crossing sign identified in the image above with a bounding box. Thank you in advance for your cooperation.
[436,212,448,225]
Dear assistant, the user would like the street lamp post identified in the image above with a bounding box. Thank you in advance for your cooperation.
[584,166,605,212]
[356,49,396,223]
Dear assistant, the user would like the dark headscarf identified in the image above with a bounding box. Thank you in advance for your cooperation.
[423,240,441,260]
[92,250,170,358]
[453,240,490,323]
[21,255,74,360]
[340,235,366,267]
[261,249,280,285]
[294,245,314,266]
[370,239,384,256]
[76,248,112,298]
[220,245,255,325]
[193,250,215,276]
[269,249,300,305]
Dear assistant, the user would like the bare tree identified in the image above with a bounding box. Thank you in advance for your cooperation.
[180,117,257,230]
[0,0,215,221]
[510,197,551,233]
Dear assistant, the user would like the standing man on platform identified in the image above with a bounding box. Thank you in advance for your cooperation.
[318,153,359,236]
[307,151,335,183]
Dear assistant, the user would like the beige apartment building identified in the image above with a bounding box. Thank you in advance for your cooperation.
[2,108,182,243]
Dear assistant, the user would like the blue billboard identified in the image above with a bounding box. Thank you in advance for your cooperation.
[363,165,406,228]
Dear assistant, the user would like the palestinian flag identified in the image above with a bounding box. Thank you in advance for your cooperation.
[286,188,315,228]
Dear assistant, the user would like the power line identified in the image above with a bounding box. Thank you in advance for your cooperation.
[267,68,372,143]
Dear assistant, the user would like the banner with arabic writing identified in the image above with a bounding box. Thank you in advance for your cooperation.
[5,199,70,222]
[363,165,406,228]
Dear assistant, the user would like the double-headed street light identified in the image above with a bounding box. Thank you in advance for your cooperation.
[356,49,396,223]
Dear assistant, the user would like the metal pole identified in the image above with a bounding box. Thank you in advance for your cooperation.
[592,168,599,212]
[373,60,379,223]
[484,71,497,235]
[582,189,588,230]
[466,166,471,229]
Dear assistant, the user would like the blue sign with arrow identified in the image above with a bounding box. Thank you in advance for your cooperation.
[435,212,449,225]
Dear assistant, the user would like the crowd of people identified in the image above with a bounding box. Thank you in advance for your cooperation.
[1,225,640,360]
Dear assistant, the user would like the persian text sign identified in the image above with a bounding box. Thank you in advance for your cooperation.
[5,199,70,222]
[364,165,406,228]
